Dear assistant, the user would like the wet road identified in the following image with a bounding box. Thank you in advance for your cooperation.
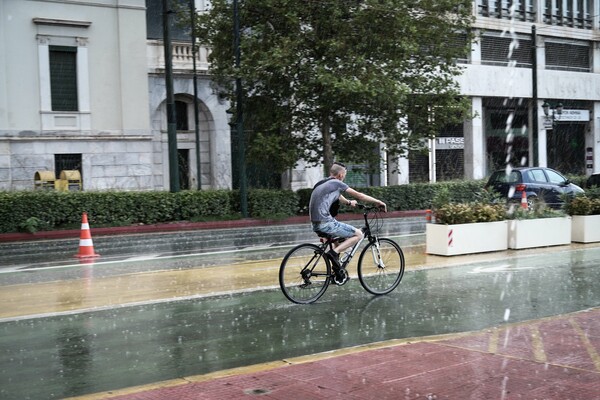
[0,235,599,399]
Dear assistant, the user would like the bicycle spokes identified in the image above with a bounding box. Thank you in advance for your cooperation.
[279,244,331,304]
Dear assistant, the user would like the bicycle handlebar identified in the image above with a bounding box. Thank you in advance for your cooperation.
[357,204,385,212]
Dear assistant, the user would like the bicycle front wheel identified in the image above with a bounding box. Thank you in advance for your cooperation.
[279,243,331,304]
[357,237,404,295]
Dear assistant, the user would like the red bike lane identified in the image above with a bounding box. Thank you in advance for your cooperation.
[75,307,600,400]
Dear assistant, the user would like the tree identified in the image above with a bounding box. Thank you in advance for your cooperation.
[192,0,474,174]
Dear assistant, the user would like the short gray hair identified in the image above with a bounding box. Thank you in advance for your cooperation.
[330,162,346,176]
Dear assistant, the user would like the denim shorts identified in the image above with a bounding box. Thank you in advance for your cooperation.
[311,219,356,238]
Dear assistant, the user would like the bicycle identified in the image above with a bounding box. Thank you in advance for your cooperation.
[279,205,405,304]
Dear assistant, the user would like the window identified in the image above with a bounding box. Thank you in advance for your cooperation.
[529,169,548,182]
[477,0,535,21]
[545,169,566,184]
[55,154,83,188]
[481,34,532,67]
[545,41,590,72]
[49,46,78,111]
[544,0,592,28]
[175,100,189,130]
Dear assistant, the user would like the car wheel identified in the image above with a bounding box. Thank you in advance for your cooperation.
[527,196,539,211]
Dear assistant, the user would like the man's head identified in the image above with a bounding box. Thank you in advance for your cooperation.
[330,162,347,181]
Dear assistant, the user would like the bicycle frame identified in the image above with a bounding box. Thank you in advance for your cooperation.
[317,206,380,271]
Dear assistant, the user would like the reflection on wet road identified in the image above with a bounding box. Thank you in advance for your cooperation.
[0,243,599,399]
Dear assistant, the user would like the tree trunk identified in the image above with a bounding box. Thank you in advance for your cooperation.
[321,117,333,175]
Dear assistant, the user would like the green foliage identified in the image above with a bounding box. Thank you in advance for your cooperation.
[248,189,299,219]
[0,190,232,233]
[564,195,600,216]
[434,203,505,225]
[507,206,566,220]
[190,0,474,172]
[297,180,486,213]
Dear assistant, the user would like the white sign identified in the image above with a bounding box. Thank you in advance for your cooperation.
[543,116,553,129]
[436,137,464,150]
[555,109,590,122]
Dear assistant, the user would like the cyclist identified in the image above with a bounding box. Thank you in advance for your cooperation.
[309,162,387,276]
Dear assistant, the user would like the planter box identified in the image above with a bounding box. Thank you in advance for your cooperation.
[508,217,571,249]
[572,215,600,243]
[426,221,508,256]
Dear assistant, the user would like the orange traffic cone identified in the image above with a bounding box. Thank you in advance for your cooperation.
[520,191,528,210]
[425,209,432,223]
[75,212,100,258]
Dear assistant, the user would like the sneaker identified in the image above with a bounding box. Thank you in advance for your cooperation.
[327,249,341,271]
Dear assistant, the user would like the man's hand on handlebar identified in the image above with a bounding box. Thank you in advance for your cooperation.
[378,201,387,212]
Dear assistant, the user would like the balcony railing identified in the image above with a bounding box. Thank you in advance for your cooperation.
[147,40,210,73]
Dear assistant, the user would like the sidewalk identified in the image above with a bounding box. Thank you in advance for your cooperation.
[72,307,600,400]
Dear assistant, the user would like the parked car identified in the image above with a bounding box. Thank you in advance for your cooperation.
[587,173,600,188]
[485,167,584,209]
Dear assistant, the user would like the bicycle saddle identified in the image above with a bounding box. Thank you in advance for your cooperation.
[314,231,346,243]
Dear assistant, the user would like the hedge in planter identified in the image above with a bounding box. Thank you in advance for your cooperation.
[426,202,507,256]
[565,196,600,243]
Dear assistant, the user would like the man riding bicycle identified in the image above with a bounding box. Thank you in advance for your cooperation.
[309,162,387,275]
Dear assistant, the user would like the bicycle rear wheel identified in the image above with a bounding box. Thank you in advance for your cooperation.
[357,237,404,295]
[279,243,331,304]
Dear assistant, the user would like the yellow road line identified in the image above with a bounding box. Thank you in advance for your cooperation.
[488,327,499,353]
[529,325,548,363]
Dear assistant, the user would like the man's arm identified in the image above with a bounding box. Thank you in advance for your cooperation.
[344,188,387,212]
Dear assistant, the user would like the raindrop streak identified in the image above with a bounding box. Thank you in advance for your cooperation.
[503,308,511,321]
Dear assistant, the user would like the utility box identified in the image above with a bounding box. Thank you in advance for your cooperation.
[34,171,56,190]
[58,170,82,191]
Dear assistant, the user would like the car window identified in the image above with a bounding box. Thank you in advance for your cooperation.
[546,169,566,184]
[491,171,519,184]
[528,169,548,183]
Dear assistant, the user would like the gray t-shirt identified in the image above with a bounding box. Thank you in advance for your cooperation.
[309,178,349,222]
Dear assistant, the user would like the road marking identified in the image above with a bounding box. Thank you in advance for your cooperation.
[469,264,541,274]
[530,325,547,363]
[569,318,600,372]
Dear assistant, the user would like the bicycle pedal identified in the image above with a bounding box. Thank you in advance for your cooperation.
[332,268,349,286]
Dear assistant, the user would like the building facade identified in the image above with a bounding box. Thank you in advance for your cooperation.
[1,0,599,192]
[0,0,231,191]
[395,0,600,185]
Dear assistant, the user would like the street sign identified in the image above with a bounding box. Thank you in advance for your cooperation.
[555,109,590,122]
[543,116,553,129]
[435,137,464,150]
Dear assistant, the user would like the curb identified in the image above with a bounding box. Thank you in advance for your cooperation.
[0,210,426,243]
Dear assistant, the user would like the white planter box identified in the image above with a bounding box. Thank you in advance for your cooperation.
[571,215,600,243]
[426,221,508,256]
[508,217,571,249]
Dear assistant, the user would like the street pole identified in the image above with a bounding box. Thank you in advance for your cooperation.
[234,0,248,217]
[162,0,180,192]
[190,0,201,190]
[531,24,539,167]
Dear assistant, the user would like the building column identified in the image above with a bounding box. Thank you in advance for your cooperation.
[590,102,600,175]
[536,99,548,167]
[387,154,409,185]
[464,96,485,179]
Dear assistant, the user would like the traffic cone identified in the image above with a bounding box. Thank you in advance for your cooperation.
[75,212,100,258]
[520,191,528,210]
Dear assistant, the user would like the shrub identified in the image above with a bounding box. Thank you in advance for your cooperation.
[565,196,600,216]
[248,189,299,218]
[434,202,505,225]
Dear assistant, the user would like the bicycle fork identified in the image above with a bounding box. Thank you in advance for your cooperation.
[370,239,386,269]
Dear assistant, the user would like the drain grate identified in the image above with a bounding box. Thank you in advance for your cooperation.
[243,388,271,395]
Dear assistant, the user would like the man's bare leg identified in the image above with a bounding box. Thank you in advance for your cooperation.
[332,228,363,256]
